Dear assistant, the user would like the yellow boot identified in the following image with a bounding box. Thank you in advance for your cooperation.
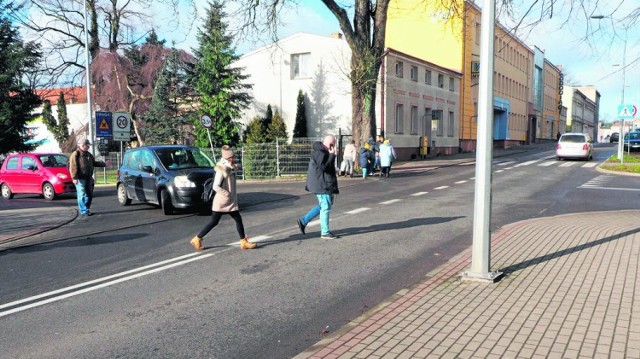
[239,237,256,249]
[190,236,204,251]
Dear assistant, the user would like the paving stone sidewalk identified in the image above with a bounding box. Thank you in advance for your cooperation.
[296,210,640,359]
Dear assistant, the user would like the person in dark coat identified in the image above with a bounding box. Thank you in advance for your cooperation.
[296,135,340,239]
[359,143,372,178]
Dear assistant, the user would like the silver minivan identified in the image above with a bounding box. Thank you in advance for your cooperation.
[556,133,593,161]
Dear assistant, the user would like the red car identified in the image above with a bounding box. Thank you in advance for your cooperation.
[0,153,76,200]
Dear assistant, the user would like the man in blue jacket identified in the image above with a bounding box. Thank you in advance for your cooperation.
[296,135,340,239]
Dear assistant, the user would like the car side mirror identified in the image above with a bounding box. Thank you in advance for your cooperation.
[142,165,153,173]
[27,165,38,171]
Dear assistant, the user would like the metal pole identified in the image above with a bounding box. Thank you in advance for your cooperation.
[461,0,502,283]
[618,29,627,163]
[83,0,95,155]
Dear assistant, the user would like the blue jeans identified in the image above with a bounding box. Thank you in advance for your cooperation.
[300,194,334,235]
[74,179,93,215]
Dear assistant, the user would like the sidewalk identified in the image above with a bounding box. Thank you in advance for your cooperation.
[296,210,640,358]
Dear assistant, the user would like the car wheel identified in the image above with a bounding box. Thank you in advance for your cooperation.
[42,183,56,200]
[1,183,13,199]
[117,183,132,206]
[160,189,173,215]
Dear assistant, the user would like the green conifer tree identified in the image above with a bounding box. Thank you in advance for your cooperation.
[193,0,252,148]
[267,110,288,142]
[54,92,70,145]
[293,90,308,138]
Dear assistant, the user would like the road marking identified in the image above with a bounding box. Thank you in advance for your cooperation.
[496,161,516,166]
[228,235,272,246]
[582,162,598,168]
[434,186,449,190]
[411,192,429,196]
[495,169,504,173]
[559,162,576,167]
[516,160,540,167]
[0,252,214,318]
[379,199,401,205]
[455,180,468,184]
[538,161,556,167]
[345,208,370,214]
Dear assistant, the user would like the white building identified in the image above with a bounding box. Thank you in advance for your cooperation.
[234,32,353,139]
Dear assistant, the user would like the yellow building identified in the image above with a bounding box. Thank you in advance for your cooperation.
[386,0,561,150]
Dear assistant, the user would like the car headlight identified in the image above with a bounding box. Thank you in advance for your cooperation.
[57,173,69,180]
[174,175,196,188]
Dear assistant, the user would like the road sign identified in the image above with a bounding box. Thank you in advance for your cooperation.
[95,111,112,138]
[113,112,131,141]
[200,114,212,129]
[617,104,637,119]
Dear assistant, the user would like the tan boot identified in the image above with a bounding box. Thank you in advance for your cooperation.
[190,236,204,251]
[239,237,256,249]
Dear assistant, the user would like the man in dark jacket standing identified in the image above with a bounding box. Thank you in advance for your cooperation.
[69,138,106,216]
[296,135,340,239]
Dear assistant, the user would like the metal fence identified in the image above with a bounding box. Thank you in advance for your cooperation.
[93,138,321,183]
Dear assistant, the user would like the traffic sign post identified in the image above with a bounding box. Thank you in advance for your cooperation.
[617,104,637,163]
[113,112,131,141]
[95,111,113,138]
[200,114,216,162]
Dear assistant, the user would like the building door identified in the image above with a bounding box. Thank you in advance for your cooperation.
[422,108,432,156]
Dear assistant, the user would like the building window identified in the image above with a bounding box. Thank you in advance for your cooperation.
[433,110,443,136]
[448,111,454,137]
[395,61,403,78]
[411,106,418,134]
[410,65,418,81]
[291,53,311,79]
[437,74,444,88]
[395,104,404,133]
[425,70,432,85]
[449,77,454,91]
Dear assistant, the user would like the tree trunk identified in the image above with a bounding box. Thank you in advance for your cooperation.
[351,78,377,147]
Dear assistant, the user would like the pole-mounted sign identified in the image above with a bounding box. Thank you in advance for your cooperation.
[200,114,216,162]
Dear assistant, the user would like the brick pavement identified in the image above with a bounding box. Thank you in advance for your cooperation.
[295,210,640,358]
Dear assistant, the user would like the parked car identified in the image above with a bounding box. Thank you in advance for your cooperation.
[556,133,593,161]
[610,132,619,143]
[623,131,640,151]
[0,153,75,200]
[116,145,216,215]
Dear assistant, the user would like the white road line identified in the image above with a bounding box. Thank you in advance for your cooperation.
[496,161,516,166]
[0,253,214,318]
[434,186,449,190]
[538,161,556,166]
[504,167,514,170]
[559,162,576,167]
[411,192,429,196]
[379,199,401,205]
[516,160,541,167]
[345,208,371,214]
[0,252,203,311]
[469,177,475,180]
[582,162,598,168]
[455,180,468,184]
[228,235,272,246]
[495,169,504,173]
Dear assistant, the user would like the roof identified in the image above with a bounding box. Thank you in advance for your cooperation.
[34,87,87,105]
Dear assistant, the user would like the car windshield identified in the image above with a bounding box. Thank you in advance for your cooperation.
[38,154,69,168]
[624,133,640,140]
[154,148,214,169]
[560,135,587,143]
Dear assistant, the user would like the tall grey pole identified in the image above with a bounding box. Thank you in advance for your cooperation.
[462,0,502,283]
[618,29,627,163]
[83,0,95,155]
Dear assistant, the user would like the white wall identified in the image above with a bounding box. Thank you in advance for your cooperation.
[234,33,352,140]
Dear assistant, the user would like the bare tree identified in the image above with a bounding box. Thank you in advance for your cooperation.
[9,0,196,87]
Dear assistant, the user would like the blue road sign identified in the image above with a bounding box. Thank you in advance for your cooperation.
[95,111,113,138]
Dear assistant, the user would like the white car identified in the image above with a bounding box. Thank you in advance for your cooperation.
[556,133,593,161]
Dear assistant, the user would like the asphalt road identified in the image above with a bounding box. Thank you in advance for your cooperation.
[2,144,639,358]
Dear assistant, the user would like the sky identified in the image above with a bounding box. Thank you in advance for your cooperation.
[27,0,636,123]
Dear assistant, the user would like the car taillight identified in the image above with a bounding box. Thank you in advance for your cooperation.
[583,144,589,150]
[556,144,561,150]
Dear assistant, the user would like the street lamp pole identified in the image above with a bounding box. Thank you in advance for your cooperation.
[83,0,95,155]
